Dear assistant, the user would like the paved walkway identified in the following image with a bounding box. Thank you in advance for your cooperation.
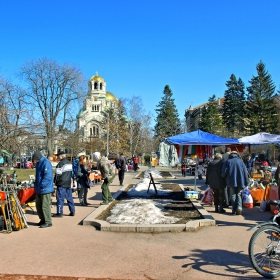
[0,166,271,279]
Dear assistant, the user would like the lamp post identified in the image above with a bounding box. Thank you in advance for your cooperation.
[103,110,110,157]
[106,117,109,157]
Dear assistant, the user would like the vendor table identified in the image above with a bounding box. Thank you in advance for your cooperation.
[89,172,102,183]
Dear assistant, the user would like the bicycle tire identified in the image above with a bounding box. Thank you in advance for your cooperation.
[248,225,280,279]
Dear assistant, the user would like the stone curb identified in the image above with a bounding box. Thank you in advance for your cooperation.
[82,183,216,232]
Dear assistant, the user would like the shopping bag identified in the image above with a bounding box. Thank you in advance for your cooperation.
[269,183,279,214]
[201,187,214,205]
[86,177,94,188]
[71,178,77,190]
[242,187,253,208]
[259,186,269,212]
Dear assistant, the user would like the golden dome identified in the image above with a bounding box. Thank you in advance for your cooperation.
[89,71,105,82]
[106,91,118,101]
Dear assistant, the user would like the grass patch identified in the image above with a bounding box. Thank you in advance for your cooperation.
[0,168,36,182]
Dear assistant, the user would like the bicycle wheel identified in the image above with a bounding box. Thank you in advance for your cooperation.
[249,225,280,278]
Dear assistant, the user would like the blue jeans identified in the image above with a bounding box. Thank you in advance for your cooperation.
[229,187,243,212]
[56,187,75,214]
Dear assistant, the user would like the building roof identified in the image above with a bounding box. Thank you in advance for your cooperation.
[90,72,105,82]
[185,97,225,113]
[106,91,118,101]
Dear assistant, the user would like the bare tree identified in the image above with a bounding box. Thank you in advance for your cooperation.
[19,57,86,156]
[124,96,153,156]
[0,75,34,155]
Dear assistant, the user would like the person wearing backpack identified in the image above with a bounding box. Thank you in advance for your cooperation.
[72,157,79,180]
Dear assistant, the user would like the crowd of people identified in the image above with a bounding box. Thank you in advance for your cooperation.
[30,145,272,225]
[180,147,273,215]
[204,148,276,216]
[31,150,120,228]
[31,149,143,228]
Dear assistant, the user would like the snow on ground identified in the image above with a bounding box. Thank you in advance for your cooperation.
[106,171,180,224]
[106,199,180,224]
[143,169,163,178]
[127,178,171,197]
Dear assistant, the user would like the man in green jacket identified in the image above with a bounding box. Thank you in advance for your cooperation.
[92,152,115,205]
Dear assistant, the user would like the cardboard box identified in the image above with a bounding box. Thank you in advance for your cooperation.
[185,190,199,199]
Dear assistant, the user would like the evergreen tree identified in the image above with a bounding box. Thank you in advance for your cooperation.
[222,74,246,136]
[199,95,223,134]
[245,61,278,134]
[154,85,181,138]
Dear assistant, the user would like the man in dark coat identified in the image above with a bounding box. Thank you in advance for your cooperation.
[53,151,75,217]
[32,150,54,228]
[222,147,231,161]
[222,147,231,208]
[115,153,126,186]
[206,153,226,213]
[221,151,249,215]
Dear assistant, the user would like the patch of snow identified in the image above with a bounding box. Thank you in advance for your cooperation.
[106,199,180,224]
[127,178,171,197]
[143,168,163,178]
[106,178,180,224]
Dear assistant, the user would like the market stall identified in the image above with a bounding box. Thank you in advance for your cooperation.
[238,132,280,208]
[160,130,239,190]
[164,129,240,162]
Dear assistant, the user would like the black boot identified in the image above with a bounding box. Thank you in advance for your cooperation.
[215,205,219,213]
[218,205,226,213]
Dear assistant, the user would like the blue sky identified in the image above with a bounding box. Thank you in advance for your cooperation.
[1,0,280,124]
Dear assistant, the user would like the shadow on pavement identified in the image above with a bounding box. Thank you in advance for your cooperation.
[173,248,262,279]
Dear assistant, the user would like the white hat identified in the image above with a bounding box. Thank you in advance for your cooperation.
[77,152,86,158]
[92,152,101,162]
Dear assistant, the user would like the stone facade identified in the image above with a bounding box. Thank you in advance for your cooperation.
[77,72,118,141]
[184,98,224,132]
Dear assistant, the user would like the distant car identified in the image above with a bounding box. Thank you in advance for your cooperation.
[25,161,34,169]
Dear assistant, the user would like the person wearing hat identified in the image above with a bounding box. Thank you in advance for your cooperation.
[221,151,249,215]
[53,151,75,217]
[32,150,54,228]
[206,153,227,213]
[92,152,114,205]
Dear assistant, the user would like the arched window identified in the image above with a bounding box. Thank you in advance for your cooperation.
[94,82,98,89]
[92,105,100,112]
[90,125,99,137]
[100,83,103,90]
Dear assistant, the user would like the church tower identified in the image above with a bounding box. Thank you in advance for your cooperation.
[77,72,118,141]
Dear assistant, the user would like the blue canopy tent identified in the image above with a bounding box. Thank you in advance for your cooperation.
[165,129,239,146]
[163,130,239,190]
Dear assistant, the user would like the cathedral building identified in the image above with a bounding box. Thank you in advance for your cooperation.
[77,72,118,141]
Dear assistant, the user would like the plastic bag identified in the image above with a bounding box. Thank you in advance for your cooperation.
[71,178,77,190]
[242,187,253,208]
[201,187,214,205]
[86,177,94,188]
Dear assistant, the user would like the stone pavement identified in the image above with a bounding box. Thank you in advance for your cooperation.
[0,165,271,279]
